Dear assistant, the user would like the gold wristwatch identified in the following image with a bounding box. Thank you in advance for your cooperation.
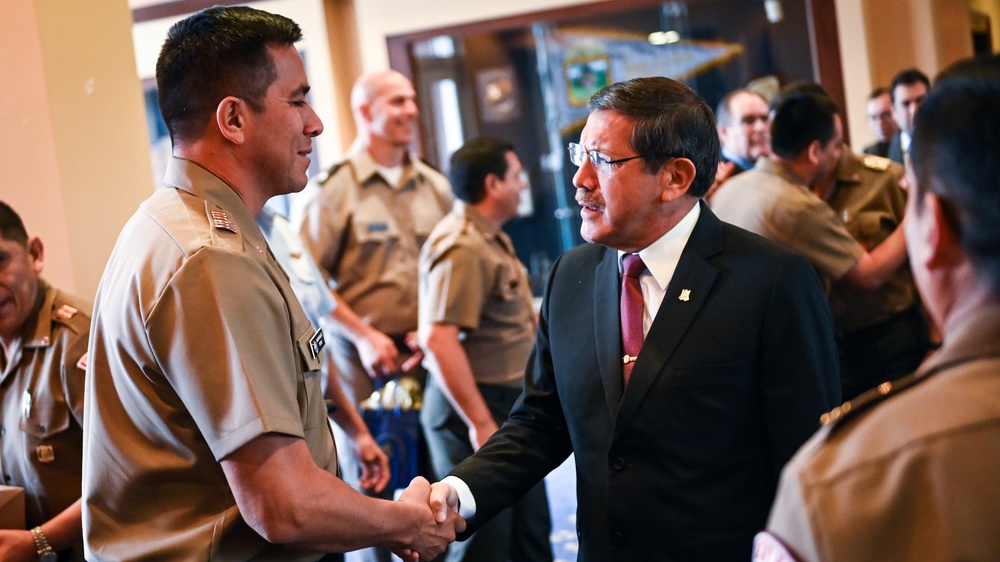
[30,526,57,562]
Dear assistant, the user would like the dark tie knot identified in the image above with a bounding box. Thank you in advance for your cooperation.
[622,254,646,279]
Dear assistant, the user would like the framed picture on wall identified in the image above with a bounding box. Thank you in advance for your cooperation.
[476,66,522,124]
[564,54,610,106]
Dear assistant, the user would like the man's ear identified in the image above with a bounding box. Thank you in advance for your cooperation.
[806,139,822,165]
[216,96,247,144]
[923,192,961,269]
[483,172,501,197]
[659,157,697,202]
[27,236,44,275]
[358,102,373,124]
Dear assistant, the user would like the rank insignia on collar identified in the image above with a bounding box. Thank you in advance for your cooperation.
[54,304,78,320]
[211,209,238,234]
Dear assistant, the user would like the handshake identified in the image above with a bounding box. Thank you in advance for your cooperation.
[391,477,466,561]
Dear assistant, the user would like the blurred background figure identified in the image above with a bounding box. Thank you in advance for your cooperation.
[862,87,898,158]
[762,53,1000,562]
[0,201,89,561]
[887,68,930,164]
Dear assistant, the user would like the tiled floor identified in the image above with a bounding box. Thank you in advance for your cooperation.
[544,455,579,562]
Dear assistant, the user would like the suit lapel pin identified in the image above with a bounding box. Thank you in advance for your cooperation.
[678,289,691,302]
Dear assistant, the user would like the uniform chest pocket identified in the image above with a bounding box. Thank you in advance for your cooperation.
[492,264,525,302]
[353,196,402,245]
[19,401,71,440]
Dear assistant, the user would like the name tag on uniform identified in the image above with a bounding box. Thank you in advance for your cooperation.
[309,328,326,359]
[368,222,389,232]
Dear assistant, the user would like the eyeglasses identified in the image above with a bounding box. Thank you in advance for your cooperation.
[568,143,643,171]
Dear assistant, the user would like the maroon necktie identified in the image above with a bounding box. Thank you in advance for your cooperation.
[620,253,646,384]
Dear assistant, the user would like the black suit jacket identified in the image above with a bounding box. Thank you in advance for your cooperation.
[451,205,840,561]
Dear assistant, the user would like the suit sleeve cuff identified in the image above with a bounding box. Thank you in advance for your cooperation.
[441,475,477,520]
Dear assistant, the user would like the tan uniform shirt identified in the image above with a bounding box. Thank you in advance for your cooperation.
[710,157,863,292]
[418,203,535,387]
[766,301,1000,561]
[298,142,453,336]
[83,157,337,561]
[823,151,917,331]
[0,280,89,560]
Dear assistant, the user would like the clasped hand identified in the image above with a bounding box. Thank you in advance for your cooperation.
[392,477,465,561]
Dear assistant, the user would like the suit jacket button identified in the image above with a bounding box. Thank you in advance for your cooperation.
[612,456,626,471]
[611,531,625,546]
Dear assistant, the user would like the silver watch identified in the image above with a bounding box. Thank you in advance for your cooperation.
[30,526,57,562]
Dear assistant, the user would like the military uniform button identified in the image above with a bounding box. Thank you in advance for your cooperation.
[612,457,626,471]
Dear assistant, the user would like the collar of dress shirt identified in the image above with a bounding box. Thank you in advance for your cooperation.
[618,200,701,291]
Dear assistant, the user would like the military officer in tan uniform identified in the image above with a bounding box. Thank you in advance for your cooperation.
[711,90,908,296]
[759,55,1000,562]
[82,7,461,562]
[0,201,88,561]
[418,138,552,562]
[299,70,452,403]
[814,149,930,398]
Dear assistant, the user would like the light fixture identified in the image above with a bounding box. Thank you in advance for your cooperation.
[648,30,681,45]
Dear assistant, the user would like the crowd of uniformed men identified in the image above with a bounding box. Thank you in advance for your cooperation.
[2,5,1000,562]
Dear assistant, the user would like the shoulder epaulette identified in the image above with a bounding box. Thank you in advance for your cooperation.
[820,370,927,432]
[418,157,442,175]
[317,161,348,184]
[862,154,892,172]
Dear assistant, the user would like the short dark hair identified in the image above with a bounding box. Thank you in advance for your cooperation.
[889,68,930,103]
[868,86,890,100]
[769,90,839,159]
[911,55,1000,294]
[715,89,765,128]
[0,201,29,246]
[449,137,516,204]
[588,76,719,198]
[156,6,302,144]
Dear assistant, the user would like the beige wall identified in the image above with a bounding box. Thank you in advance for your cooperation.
[1,0,152,298]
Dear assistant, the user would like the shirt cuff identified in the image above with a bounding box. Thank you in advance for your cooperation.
[441,475,477,520]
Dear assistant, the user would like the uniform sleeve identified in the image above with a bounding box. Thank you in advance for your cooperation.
[767,441,826,562]
[145,247,306,460]
[421,244,488,330]
[775,199,864,281]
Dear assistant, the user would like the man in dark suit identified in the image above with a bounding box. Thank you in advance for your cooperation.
[426,76,841,561]
[862,87,898,158]
[886,68,930,164]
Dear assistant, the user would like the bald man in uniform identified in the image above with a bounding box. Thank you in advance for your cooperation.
[82,7,460,561]
[0,201,89,561]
